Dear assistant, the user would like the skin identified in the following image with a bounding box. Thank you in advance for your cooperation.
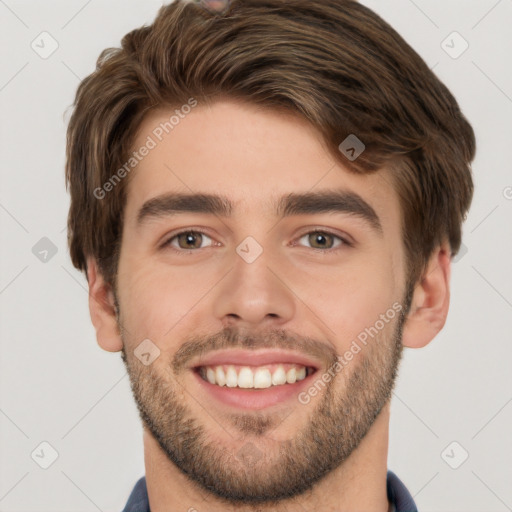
[87,99,451,511]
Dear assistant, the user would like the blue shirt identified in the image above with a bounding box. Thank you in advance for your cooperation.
[121,470,418,511]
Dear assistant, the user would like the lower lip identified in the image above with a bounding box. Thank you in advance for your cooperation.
[192,370,316,410]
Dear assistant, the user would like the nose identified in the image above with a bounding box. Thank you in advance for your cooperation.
[211,240,296,329]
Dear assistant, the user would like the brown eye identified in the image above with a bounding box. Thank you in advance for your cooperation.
[177,232,203,249]
[164,230,213,250]
[298,231,346,250]
[309,232,333,249]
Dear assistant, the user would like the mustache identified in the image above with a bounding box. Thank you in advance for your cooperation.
[172,326,339,373]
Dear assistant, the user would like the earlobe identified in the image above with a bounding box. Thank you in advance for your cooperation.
[87,256,123,352]
[401,244,451,349]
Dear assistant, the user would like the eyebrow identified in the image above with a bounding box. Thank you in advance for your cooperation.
[136,190,382,234]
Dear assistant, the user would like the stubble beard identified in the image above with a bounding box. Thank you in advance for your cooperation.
[120,307,406,507]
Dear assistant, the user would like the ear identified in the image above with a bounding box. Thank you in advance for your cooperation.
[86,256,123,352]
[402,242,451,349]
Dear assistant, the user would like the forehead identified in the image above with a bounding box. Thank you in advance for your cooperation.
[124,99,400,229]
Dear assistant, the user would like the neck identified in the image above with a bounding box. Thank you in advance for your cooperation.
[144,402,391,512]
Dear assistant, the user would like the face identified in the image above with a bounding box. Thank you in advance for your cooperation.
[115,99,410,504]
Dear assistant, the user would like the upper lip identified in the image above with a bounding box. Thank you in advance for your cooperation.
[190,349,322,370]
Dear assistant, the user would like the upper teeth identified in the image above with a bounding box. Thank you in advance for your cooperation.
[200,364,308,389]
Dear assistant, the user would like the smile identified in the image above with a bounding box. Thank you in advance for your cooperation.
[189,349,321,410]
[198,363,316,389]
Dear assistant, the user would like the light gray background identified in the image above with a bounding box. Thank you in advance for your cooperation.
[1,0,511,510]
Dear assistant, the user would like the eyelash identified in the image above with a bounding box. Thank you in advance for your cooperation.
[160,228,353,254]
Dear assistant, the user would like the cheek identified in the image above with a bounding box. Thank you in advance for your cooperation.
[117,257,220,341]
[290,250,400,345]
[117,237,403,351]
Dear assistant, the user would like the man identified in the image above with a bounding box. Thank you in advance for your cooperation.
[64,0,475,510]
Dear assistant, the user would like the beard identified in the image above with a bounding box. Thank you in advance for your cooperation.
[119,298,408,508]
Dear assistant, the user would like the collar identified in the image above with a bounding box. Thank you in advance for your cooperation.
[122,469,417,512]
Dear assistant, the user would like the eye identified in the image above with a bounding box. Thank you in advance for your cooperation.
[160,228,351,253]
[162,230,214,251]
[296,230,350,251]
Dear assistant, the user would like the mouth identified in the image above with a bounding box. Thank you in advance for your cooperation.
[190,350,321,410]
[197,363,316,388]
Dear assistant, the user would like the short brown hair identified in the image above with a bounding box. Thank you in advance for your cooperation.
[65,0,475,291]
